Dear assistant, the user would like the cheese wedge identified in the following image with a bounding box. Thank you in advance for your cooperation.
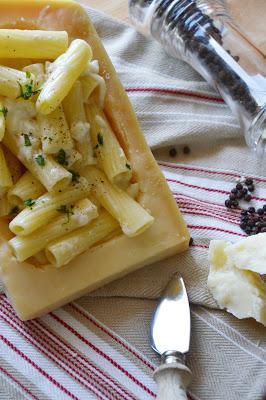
[0,0,189,321]
[225,232,266,274]
[208,240,266,326]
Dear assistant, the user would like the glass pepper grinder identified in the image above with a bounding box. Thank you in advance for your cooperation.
[129,0,266,158]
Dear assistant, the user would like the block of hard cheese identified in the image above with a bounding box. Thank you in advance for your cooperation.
[208,239,266,327]
[0,0,189,320]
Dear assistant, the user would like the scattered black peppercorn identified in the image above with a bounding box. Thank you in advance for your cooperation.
[248,206,255,214]
[257,208,264,215]
[229,193,236,201]
[169,148,177,157]
[247,184,255,192]
[236,183,243,190]
[225,199,232,208]
[183,145,191,154]
[244,193,252,202]
[245,178,253,186]
[189,237,194,246]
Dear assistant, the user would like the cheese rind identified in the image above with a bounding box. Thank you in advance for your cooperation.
[0,0,189,321]
[208,240,266,327]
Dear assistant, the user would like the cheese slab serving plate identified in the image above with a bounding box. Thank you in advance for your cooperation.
[0,0,189,321]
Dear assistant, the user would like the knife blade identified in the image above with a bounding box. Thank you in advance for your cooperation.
[150,275,192,400]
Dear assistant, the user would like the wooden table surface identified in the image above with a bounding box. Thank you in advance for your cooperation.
[79,0,266,56]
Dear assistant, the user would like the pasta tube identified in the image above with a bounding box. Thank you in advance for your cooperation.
[86,101,132,188]
[46,210,119,268]
[85,168,154,237]
[9,177,90,236]
[0,30,68,59]
[38,104,74,154]
[7,171,45,206]
[63,80,94,165]
[9,198,98,262]
[3,130,72,192]
[23,63,45,89]
[0,66,36,99]
[0,143,13,195]
[80,76,98,103]
[126,182,139,199]
[36,39,92,114]
[0,96,6,141]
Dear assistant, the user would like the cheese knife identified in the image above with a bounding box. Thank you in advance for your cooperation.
[150,275,192,400]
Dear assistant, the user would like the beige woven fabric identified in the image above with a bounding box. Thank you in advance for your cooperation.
[84,9,266,400]
[1,7,266,400]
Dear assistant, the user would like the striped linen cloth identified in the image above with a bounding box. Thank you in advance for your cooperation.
[1,6,266,400]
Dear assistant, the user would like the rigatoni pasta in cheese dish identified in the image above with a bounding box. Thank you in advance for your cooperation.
[0,0,189,321]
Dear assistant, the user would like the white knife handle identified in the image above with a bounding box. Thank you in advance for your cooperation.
[154,358,191,400]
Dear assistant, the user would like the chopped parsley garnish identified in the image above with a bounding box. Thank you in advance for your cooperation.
[17,79,40,100]
[56,204,74,222]
[23,133,31,146]
[69,169,80,183]
[0,106,8,118]
[25,71,31,79]
[24,198,35,207]
[10,206,19,215]
[125,163,131,170]
[35,154,45,167]
[56,148,68,166]
[97,133,104,146]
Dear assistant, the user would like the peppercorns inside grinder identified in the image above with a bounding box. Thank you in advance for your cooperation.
[129,0,266,157]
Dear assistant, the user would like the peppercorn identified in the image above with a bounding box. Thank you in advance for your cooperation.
[236,190,243,199]
[248,206,255,213]
[183,145,191,154]
[244,193,252,202]
[169,148,177,157]
[245,178,253,186]
[257,208,264,215]
[236,183,243,190]
[225,199,232,208]
[261,227,266,233]
[241,210,248,216]
[240,222,247,230]
[231,188,238,195]
[229,193,237,201]
[247,184,255,192]
[231,200,238,208]
[242,188,248,195]
[189,237,194,246]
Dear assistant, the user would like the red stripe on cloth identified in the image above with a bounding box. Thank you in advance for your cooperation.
[178,196,240,222]
[33,319,136,400]
[170,177,266,202]
[178,201,240,223]
[174,191,240,211]
[70,303,155,371]
[0,364,39,400]
[50,312,156,398]
[188,224,246,237]
[168,177,230,195]
[161,161,266,185]
[60,306,197,400]
[176,192,241,220]
[126,87,224,103]
[0,302,114,400]
[191,243,209,249]
[0,332,79,400]
[181,208,240,226]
